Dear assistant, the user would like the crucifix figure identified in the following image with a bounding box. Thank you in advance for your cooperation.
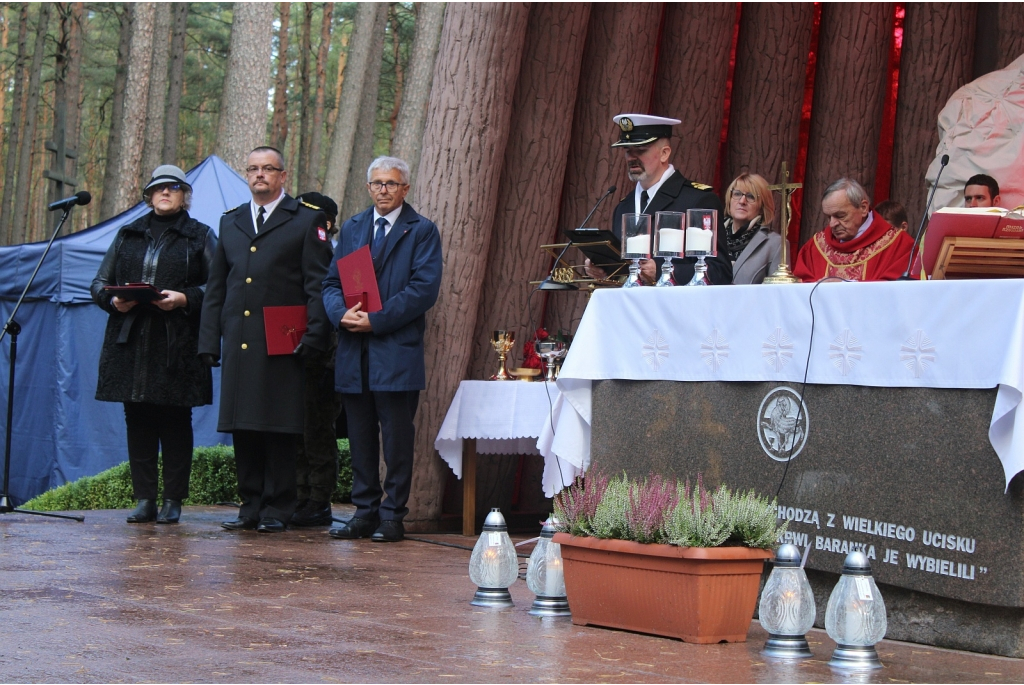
[764,161,802,284]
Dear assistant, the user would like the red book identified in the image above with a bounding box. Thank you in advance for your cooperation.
[337,245,382,313]
[263,305,307,355]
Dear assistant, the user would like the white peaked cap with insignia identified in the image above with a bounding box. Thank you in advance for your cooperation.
[611,114,682,147]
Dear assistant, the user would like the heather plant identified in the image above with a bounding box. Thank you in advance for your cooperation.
[724,488,787,548]
[625,474,678,544]
[665,474,731,548]
[553,471,609,537]
[589,473,631,539]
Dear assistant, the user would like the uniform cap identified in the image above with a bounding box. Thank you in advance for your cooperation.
[297,191,338,222]
[611,113,681,148]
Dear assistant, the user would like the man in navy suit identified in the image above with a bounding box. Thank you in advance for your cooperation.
[321,156,443,542]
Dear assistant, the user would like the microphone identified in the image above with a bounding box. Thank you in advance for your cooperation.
[537,186,617,291]
[900,154,949,280]
[48,190,92,212]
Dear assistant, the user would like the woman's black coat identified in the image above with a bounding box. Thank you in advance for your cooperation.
[90,211,217,407]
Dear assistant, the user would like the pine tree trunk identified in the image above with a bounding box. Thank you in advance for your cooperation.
[162,3,188,165]
[725,3,816,196]
[99,5,133,220]
[388,4,404,139]
[270,2,291,151]
[65,2,84,232]
[891,4,976,226]
[215,2,275,173]
[652,3,736,186]
[328,27,350,136]
[109,2,155,217]
[466,2,591,385]
[0,7,8,161]
[799,3,892,244]
[308,2,333,191]
[405,2,531,529]
[322,2,383,206]
[141,2,172,178]
[391,2,445,185]
[297,3,313,192]
[13,4,52,243]
[340,5,387,220]
[545,3,663,334]
[1,4,30,245]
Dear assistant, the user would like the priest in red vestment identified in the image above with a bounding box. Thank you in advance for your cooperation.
[793,178,914,282]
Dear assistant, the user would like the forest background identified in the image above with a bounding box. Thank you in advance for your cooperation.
[0,2,444,245]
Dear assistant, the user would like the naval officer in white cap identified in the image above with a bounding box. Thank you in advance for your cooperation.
[585,114,731,285]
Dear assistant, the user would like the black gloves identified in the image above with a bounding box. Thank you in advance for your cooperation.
[199,353,220,368]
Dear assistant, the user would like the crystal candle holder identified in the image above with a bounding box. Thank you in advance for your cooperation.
[621,213,652,288]
[685,208,718,286]
[654,211,684,287]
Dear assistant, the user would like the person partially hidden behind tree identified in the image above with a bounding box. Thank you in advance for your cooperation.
[964,174,1002,208]
[291,191,344,527]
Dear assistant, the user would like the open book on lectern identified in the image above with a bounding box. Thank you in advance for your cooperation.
[563,227,626,273]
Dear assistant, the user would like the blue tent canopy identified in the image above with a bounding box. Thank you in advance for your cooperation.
[0,156,251,504]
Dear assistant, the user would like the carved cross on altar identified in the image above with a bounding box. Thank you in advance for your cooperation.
[764,161,802,284]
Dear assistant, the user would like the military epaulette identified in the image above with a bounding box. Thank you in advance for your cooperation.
[300,200,321,211]
[619,194,630,203]
[224,203,247,215]
[691,182,713,191]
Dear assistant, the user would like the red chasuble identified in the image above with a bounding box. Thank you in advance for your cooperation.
[793,211,914,282]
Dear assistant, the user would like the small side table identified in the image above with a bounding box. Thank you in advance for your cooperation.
[435,380,559,535]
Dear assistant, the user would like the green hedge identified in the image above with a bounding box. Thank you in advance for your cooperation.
[24,440,353,511]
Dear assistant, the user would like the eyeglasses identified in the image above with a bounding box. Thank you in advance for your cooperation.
[151,183,183,193]
[731,190,757,202]
[246,165,283,175]
[368,180,407,192]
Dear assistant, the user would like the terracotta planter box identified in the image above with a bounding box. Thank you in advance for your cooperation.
[553,533,772,644]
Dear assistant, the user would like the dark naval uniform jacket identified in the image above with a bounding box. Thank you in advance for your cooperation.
[611,170,732,285]
[198,195,333,434]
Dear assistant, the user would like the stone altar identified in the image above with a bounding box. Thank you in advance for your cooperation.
[590,379,1024,657]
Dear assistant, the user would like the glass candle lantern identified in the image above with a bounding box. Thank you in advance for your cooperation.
[621,213,652,288]
[684,208,718,286]
[653,211,684,287]
[468,508,520,608]
[760,544,816,658]
[526,516,570,617]
[825,551,888,669]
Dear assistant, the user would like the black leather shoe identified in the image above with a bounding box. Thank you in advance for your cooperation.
[257,517,287,533]
[291,500,333,527]
[329,516,379,539]
[126,499,157,523]
[156,499,182,524]
[371,520,405,542]
[221,517,258,531]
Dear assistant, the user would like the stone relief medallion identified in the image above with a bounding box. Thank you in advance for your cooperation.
[757,386,809,462]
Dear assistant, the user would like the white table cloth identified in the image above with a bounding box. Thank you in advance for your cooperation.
[538,280,1024,492]
[434,380,562,478]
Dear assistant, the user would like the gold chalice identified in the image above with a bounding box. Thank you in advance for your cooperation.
[490,330,516,380]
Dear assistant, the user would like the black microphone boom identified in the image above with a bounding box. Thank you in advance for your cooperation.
[48,190,92,212]
[900,154,949,280]
[537,186,617,291]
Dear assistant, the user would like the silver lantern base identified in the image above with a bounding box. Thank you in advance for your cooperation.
[471,587,514,608]
[829,644,883,670]
[762,634,813,659]
[528,595,571,617]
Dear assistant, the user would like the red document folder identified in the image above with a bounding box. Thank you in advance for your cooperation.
[337,245,383,313]
[263,305,307,355]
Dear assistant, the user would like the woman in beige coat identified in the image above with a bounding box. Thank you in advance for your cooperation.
[724,173,782,285]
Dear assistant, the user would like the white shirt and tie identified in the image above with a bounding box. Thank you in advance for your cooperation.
[633,164,676,214]
[371,204,403,257]
[250,191,286,233]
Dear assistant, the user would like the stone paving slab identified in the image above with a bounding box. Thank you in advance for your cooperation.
[0,506,1021,683]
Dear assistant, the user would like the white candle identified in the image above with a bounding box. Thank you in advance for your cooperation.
[545,556,562,596]
[625,234,650,256]
[658,228,684,253]
[686,226,713,253]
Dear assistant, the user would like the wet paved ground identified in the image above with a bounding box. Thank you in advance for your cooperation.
[0,506,1022,684]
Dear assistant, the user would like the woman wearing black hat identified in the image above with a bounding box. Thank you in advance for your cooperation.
[90,165,218,524]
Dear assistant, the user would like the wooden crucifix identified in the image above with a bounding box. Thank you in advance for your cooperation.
[43,99,78,224]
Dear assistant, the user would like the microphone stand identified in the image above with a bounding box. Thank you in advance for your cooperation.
[900,155,950,280]
[0,205,85,520]
[537,186,617,291]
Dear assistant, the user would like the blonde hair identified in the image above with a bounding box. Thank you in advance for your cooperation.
[725,173,775,228]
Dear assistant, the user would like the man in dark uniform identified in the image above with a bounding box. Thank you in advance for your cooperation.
[291,191,344,527]
[585,114,731,285]
[198,146,333,533]
[322,156,443,543]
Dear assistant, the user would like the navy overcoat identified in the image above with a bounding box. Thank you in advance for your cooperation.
[322,203,442,393]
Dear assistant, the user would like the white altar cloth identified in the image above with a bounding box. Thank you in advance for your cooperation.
[434,380,563,478]
[538,280,1024,492]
